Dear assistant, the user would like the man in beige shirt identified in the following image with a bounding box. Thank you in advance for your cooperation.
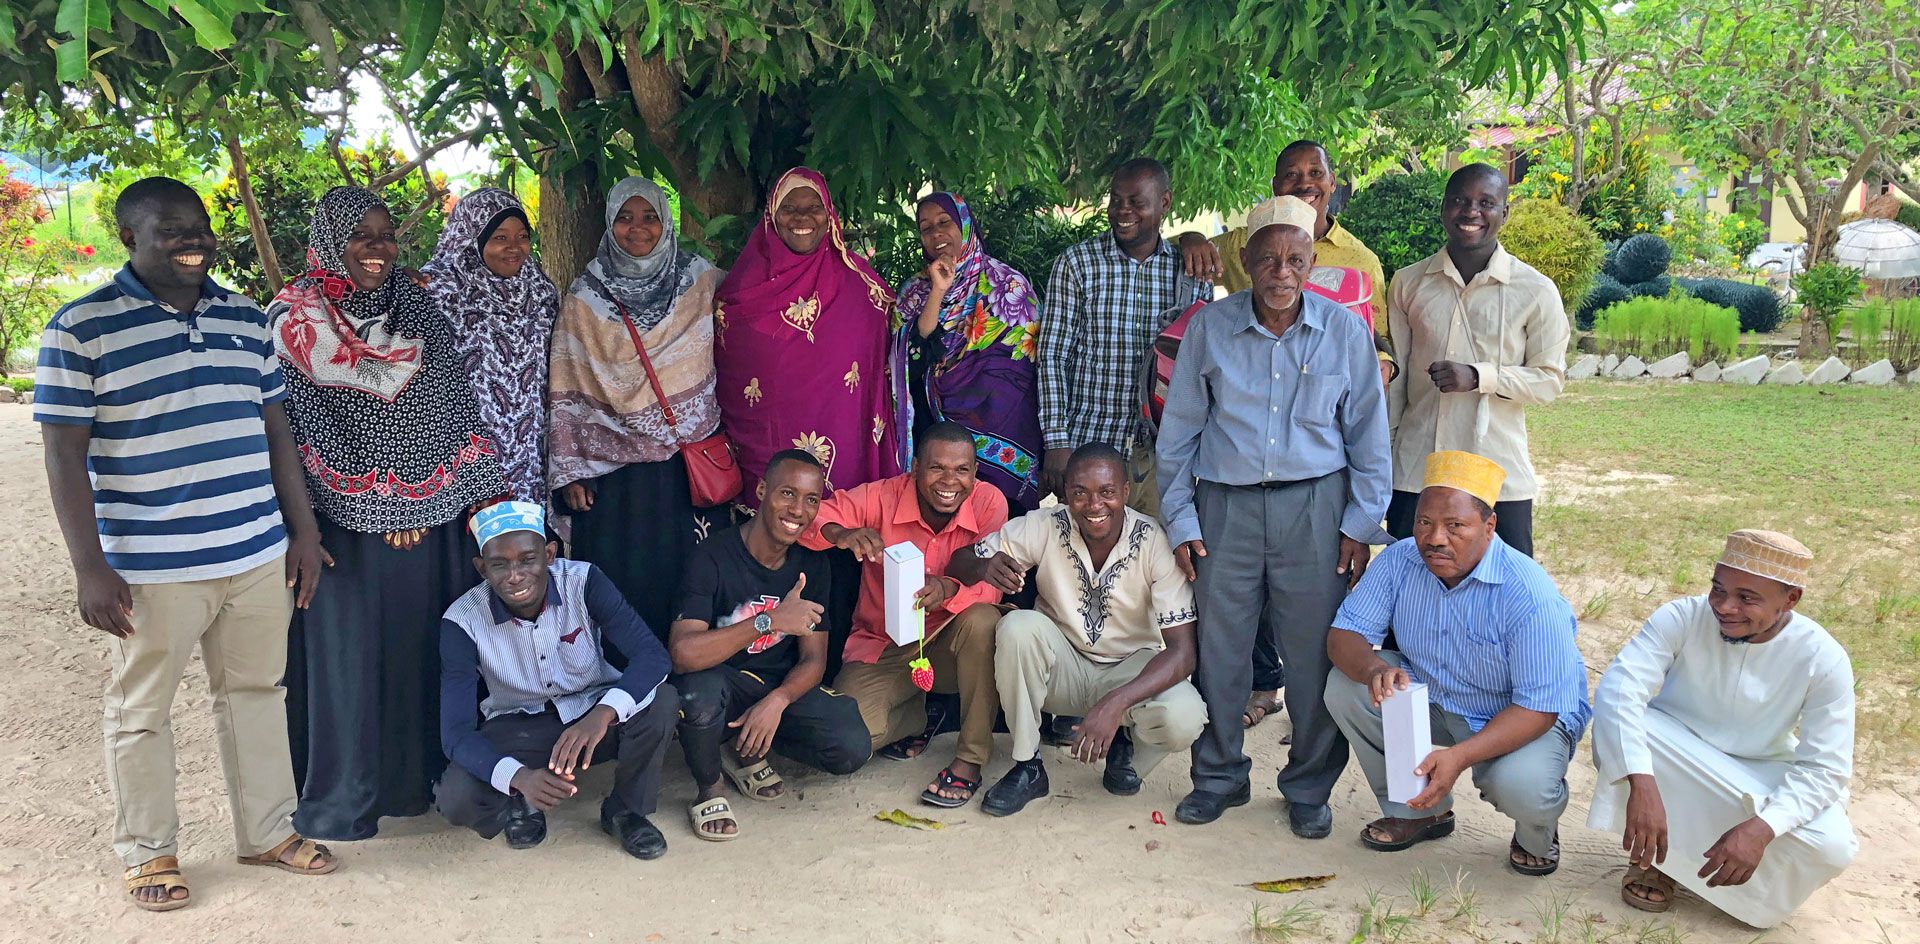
[949,443,1207,817]
[1385,164,1569,556]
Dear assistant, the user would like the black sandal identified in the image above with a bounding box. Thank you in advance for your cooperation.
[1510,833,1561,876]
[880,732,932,761]
[919,766,979,808]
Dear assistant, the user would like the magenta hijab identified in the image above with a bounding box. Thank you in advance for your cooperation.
[714,167,901,504]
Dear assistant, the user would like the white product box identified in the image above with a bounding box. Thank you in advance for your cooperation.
[882,541,925,646]
[1383,682,1434,804]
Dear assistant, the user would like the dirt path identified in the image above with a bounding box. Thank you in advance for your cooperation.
[0,404,1912,943]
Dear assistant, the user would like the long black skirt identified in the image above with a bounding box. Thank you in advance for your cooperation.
[286,518,478,841]
[567,453,717,644]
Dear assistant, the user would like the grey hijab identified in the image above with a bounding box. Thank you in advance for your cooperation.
[575,176,706,328]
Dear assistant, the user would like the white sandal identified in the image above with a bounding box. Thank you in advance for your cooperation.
[689,797,740,842]
[720,754,785,800]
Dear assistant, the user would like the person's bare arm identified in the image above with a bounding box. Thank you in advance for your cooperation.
[1072,623,1198,762]
[44,424,132,636]
[668,574,823,674]
[263,402,332,608]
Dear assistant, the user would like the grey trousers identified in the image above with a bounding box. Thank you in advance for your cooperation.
[1188,474,1350,803]
[1326,652,1573,857]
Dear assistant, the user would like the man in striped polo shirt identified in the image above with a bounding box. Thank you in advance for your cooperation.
[1325,451,1589,877]
[37,177,336,912]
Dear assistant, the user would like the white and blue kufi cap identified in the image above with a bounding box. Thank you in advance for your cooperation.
[470,500,546,550]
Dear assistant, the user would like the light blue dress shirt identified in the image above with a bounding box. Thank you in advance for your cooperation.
[1332,536,1591,739]
[1156,290,1392,548]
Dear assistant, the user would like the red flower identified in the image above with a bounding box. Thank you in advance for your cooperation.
[21,236,34,249]
[77,244,96,257]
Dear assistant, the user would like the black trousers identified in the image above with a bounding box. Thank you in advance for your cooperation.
[436,690,678,839]
[675,665,870,788]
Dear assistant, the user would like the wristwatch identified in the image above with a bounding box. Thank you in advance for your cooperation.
[753,612,774,635]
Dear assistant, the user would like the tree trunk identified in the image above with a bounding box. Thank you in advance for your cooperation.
[538,174,602,291]
[1797,306,1832,358]
[223,132,283,295]
[620,30,756,245]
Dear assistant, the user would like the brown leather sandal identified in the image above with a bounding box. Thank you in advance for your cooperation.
[1358,811,1456,851]
[124,856,190,912]
[237,834,337,875]
[1622,865,1676,912]
[1242,690,1284,728]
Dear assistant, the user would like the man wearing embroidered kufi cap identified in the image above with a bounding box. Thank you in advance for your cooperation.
[435,500,682,860]
[1589,529,1857,927]
[1157,193,1393,836]
[1325,451,1589,876]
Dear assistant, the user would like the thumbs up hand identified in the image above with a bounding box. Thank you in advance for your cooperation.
[768,572,826,637]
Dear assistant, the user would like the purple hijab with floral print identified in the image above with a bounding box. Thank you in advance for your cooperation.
[890,192,1043,512]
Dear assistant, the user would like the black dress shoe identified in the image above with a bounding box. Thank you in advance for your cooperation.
[1288,800,1333,839]
[1102,728,1141,796]
[600,799,668,860]
[981,759,1050,817]
[1040,714,1080,747]
[1174,782,1252,825]
[503,794,547,849]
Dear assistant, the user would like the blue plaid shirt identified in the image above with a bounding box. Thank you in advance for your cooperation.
[1037,234,1210,451]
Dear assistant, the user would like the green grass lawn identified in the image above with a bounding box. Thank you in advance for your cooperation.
[1532,382,1920,773]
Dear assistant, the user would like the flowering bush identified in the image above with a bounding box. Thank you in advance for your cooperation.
[1718,210,1768,264]
[1512,130,1672,241]
[1,175,71,372]
[1657,203,1727,266]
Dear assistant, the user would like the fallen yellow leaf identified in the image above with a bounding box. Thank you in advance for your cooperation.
[1244,874,1335,894]
[874,809,947,831]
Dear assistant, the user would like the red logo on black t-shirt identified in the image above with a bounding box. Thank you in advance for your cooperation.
[726,595,785,654]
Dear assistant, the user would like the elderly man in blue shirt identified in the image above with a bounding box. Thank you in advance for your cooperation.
[1325,451,1589,876]
[437,501,680,861]
[1157,194,1392,836]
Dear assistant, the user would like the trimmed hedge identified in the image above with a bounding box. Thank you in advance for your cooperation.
[1340,170,1449,274]
[1499,198,1606,314]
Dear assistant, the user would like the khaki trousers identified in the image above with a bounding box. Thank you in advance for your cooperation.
[995,610,1208,775]
[104,557,297,866]
[834,602,1001,767]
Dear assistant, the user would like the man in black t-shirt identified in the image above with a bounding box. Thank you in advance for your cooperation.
[670,450,871,841]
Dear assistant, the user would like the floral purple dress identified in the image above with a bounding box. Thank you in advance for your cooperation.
[889,192,1044,512]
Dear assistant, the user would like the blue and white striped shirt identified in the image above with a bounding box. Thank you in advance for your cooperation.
[34,266,289,584]
[1333,536,1591,739]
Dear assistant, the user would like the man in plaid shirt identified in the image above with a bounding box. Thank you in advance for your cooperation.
[1038,158,1212,516]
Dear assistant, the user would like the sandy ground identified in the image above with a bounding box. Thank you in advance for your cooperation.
[0,401,1915,944]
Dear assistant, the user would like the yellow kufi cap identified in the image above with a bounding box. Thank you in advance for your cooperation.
[1246,195,1318,240]
[1718,529,1813,588]
[1421,451,1506,507]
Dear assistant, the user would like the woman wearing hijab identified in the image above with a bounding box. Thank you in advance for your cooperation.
[269,186,507,841]
[890,192,1044,514]
[424,188,560,504]
[549,177,726,632]
[714,167,900,503]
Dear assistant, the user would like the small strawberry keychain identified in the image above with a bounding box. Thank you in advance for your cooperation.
[908,607,934,692]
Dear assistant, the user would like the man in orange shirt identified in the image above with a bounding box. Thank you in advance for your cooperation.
[804,422,1008,808]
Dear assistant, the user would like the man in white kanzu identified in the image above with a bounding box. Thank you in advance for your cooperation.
[1588,529,1857,926]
